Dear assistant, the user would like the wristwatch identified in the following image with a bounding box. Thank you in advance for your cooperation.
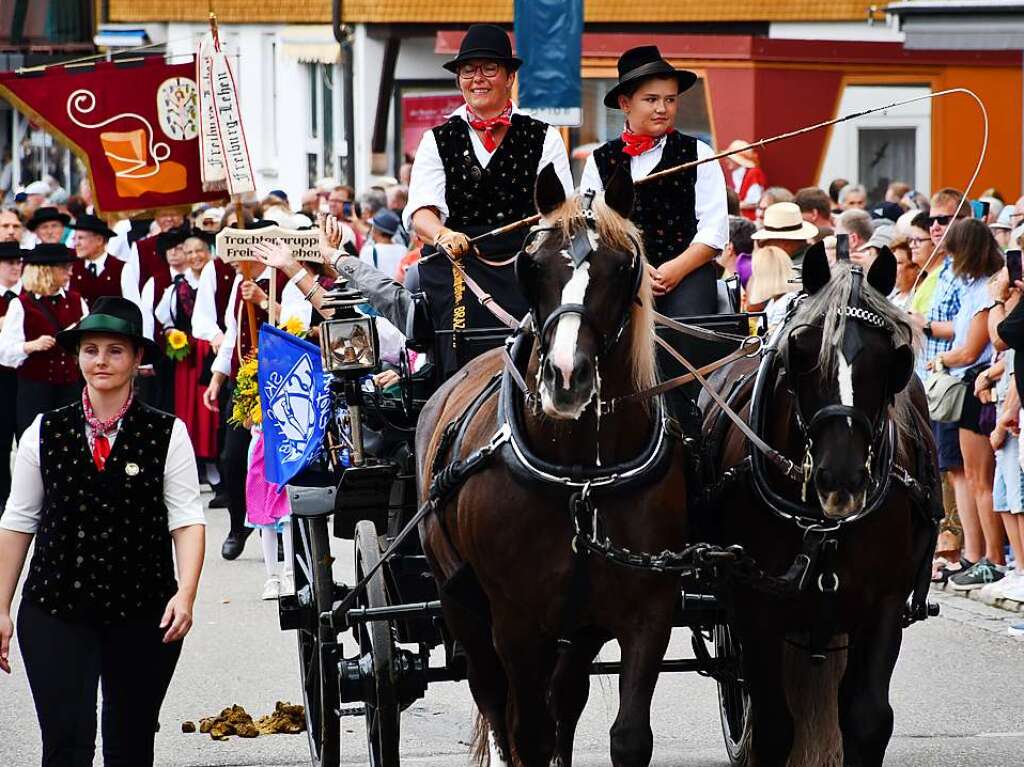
[923,320,933,338]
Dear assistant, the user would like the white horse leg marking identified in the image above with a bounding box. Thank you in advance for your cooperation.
[489,729,510,766]
[837,353,855,409]
[549,262,591,390]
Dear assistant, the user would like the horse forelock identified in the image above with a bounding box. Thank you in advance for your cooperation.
[777,263,919,438]
[539,194,657,398]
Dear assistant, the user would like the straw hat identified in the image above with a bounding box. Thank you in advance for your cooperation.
[725,140,758,169]
[751,202,818,241]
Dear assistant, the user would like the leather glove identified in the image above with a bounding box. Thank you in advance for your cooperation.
[434,227,471,258]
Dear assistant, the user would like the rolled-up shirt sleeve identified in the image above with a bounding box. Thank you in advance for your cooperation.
[211,277,239,377]
[192,262,222,341]
[692,139,729,252]
[164,419,205,530]
[278,272,313,327]
[0,297,27,368]
[403,130,447,231]
[541,125,574,199]
[0,415,44,532]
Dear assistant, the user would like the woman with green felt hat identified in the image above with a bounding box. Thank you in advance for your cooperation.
[0,294,205,766]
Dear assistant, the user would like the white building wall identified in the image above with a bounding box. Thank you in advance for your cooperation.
[162,22,335,206]
[817,85,931,194]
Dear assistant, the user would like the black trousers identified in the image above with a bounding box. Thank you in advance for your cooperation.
[0,368,18,513]
[17,600,183,767]
[16,380,81,437]
[221,381,249,533]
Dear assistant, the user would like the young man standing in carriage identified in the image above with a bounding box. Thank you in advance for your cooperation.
[399,24,573,374]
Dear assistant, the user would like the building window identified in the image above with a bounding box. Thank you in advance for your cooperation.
[306,62,345,187]
[568,77,712,183]
[858,128,916,204]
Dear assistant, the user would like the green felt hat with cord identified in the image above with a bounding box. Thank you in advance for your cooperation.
[56,296,161,365]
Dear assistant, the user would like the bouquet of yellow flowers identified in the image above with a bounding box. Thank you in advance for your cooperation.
[165,329,190,361]
[228,318,309,428]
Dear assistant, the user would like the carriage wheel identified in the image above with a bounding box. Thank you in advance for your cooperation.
[354,520,402,766]
[294,516,341,767]
[715,623,750,766]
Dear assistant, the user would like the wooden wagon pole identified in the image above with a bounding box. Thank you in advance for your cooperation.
[469,88,987,247]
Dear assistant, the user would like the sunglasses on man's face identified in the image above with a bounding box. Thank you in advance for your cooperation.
[928,214,953,227]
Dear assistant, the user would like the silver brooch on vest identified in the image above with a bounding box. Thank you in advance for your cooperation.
[125,462,140,477]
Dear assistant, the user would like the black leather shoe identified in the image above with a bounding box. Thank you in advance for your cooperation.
[277,534,284,563]
[208,492,230,509]
[221,528,252,560]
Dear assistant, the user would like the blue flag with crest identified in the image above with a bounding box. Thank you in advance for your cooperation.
[258,324,332,488]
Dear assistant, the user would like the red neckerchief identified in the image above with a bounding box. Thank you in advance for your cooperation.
[82,388,133,471]
[466,101,513,153]
[621,127,674,158]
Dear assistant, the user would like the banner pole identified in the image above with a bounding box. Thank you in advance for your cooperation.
[234,196,259,347]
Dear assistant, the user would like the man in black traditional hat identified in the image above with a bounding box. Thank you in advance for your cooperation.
[25,206,70,247]
[399,23,573,374]
[69,213,142,311]
[0,241,23,514]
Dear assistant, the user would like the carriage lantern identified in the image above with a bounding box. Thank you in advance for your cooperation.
[318,281,380,375]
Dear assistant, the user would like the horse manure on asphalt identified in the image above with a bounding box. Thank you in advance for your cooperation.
[182,701,306,740]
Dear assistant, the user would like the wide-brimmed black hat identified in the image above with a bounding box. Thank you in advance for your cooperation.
[603,45,698,109]
[442,24,522,74]
[0,241,24,262]
[23,243,77,265]
[155,226,191,257]
[25,206,71,232]
[56,296,160,365]
[69,213,117,240]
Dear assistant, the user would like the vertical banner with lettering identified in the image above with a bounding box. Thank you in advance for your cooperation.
[196,33,226,192]
[513,0,582,127]
[196,30,255,196]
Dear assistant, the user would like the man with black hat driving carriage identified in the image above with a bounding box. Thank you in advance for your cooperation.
[332,24,572,377]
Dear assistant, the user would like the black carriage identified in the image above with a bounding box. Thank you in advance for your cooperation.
[278,281,755,767]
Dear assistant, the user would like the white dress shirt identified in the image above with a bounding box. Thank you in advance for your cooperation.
[0,414,205,533]
[155,269,201,330]
[211,267,312,377]
[404,103,574,231]
[0,289,90,368]
[579,134,729,253]
[192,260,235,341]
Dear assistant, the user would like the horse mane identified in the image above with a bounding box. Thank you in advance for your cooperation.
[777,262,920,437]
[541,195,658,395]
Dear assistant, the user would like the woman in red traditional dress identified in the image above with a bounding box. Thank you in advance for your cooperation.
[155,236,219,466]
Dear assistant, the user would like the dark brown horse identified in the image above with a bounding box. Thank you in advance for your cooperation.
[416,165,689,767]
[701,244,940,767]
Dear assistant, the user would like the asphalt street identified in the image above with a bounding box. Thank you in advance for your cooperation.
[2,491,1024,766]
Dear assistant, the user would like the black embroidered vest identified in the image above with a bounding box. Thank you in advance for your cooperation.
[592,132,699,267]
[432,113,547,258]
[22,400,179,623]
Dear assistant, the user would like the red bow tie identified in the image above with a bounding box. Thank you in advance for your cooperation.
[621,128,673,157]
[467,102,513,153]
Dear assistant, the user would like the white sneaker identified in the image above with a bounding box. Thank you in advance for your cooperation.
[261,576,281,601]
[280,572,295,596]
[980,570,1022,602]
[1000,573,1024,603]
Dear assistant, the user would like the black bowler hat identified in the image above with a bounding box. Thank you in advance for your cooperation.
[603,45,698,109]
[0,241,24,262]
[25,206,70,232]
[56,296,161,365]
[442,24,522,74]
[22,243,77,265]
[69,213,117,240]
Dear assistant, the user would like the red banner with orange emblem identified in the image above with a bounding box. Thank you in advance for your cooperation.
[0,56,226,216]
